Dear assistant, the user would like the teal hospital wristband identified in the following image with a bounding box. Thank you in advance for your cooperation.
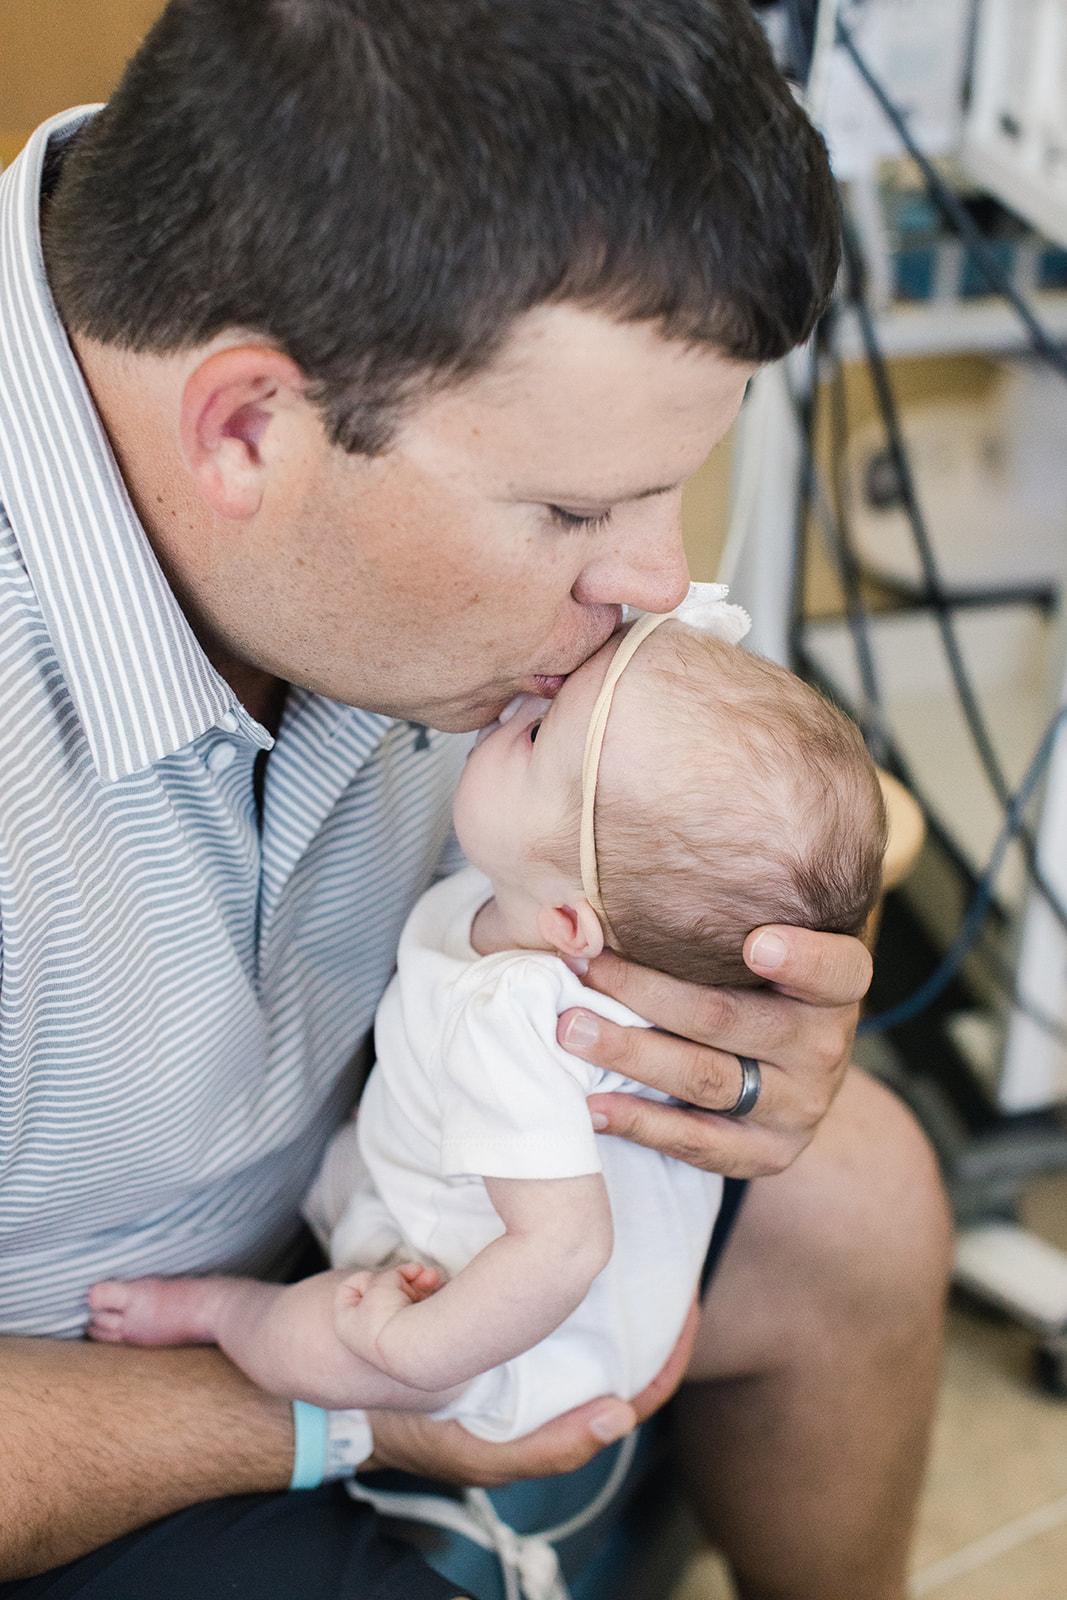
[290,1400,328,1490]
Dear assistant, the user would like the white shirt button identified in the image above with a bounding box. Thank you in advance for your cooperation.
[218,711,239,734]
[206,741,237,774]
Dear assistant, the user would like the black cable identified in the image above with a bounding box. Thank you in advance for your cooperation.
[797,454,892,761]
[838,218,1067,938]
[860,705,1067,1033]
[823,318,890,764]
[835,13,1067,387]
[787,339,819,665]
[783,4,1067,1037]
[798,645,1067,1047]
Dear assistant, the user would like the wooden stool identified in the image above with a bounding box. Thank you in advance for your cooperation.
[865,769,926,947]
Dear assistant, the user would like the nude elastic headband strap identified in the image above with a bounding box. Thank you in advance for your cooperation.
[580,610,673,947]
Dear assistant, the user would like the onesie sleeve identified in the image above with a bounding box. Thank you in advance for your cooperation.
[437,958,604,1180]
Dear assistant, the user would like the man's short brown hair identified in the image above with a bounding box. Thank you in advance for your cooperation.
[43,0,840,454]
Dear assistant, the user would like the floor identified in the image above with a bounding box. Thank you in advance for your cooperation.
[669,1172,1067,1600]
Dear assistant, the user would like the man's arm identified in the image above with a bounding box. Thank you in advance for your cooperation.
[0,1301,652,1581]
[558,924,872,1178]
[0,1336,294,1581]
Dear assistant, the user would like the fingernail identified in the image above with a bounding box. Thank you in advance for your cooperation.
[749,931,786,972]
[563,1010,599,1051]
[561,955,589,976]
[590,1404,634,1444]
[590,1111,609,1131]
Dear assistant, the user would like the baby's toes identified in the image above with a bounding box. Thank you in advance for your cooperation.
[86,1306,129,1342]
[88,1279,135,1315]
[86,1283,138,1342]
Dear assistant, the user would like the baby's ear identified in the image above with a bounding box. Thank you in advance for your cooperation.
[536,901,605,960]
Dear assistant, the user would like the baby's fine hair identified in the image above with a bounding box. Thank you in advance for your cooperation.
[593,627,888,987]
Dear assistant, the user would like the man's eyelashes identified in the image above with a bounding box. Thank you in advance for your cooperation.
[547,505,611,532]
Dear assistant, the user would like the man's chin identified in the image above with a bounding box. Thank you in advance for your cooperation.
[409,628,617,731]
[411,700,511,736]
[416,684,560,736]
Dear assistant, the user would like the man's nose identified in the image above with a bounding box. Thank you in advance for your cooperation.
[571,499,691,616]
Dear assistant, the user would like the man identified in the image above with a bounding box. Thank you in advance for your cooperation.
[0,2,951,1597]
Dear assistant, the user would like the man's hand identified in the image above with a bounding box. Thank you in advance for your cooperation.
[557,925,872,1179]
[362,1301,698,1487]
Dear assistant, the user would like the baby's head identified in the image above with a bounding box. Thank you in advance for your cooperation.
[454,619,887,985]
[586,624,886,984]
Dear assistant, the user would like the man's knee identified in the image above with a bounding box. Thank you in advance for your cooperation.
[689,1069,952,1381]
[762,1069,952,1319]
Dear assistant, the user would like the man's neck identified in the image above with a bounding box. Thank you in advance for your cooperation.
[215,659,288,737]
[71,332,288,738]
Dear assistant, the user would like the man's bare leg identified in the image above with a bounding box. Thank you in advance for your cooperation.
[676,1068,952,1600]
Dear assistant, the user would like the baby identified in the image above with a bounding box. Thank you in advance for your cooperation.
[88,587,887,1440]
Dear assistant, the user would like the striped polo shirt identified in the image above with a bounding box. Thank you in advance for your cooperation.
[0,111,469,1335]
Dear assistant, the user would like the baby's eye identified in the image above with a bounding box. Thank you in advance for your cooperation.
[528,720,543,744]
[547,505,612,532]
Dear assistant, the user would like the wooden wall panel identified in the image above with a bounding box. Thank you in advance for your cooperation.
[0,0,165,163]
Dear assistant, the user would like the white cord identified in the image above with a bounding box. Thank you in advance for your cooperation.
[346,1429,641,1600]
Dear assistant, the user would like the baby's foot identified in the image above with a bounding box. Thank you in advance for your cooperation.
[87,1276,224,1346]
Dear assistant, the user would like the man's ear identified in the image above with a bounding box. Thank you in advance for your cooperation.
[180,346,307,520]
[535,900,605,960]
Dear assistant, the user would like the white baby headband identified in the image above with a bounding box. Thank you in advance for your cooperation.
[579,582,752,946]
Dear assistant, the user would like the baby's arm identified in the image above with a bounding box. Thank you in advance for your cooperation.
[333,1172,613,1391]
[87,1268,462,1413]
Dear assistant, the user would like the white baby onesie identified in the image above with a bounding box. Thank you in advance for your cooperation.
[306,865,723,1442]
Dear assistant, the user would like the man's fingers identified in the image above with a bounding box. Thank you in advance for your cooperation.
[585,1092,800,1179]
[744,925,873,1007]
[630,1300,698,1421]
[561,931,865,1179]
[562,993,855,1102]
[574,952,751,1051]
[565,1005,843,1132]
[364,1397,637,1488]
[564,1008,750,1108]
[572,950,859,1068]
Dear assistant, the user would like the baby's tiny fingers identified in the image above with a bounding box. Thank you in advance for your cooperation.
[335,1270,373,1309]
[398,1262,442,1298]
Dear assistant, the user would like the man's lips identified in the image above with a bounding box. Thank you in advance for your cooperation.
[531,674,566,698]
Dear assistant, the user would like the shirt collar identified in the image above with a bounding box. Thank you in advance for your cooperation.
[0,110,242,782]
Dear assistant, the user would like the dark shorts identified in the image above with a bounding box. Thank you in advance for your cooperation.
[2,1179,748,1600]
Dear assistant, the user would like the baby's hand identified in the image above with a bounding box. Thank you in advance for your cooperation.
[333,1262,443,1372]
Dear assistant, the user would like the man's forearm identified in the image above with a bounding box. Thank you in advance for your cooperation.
[0,1336,294,1581]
